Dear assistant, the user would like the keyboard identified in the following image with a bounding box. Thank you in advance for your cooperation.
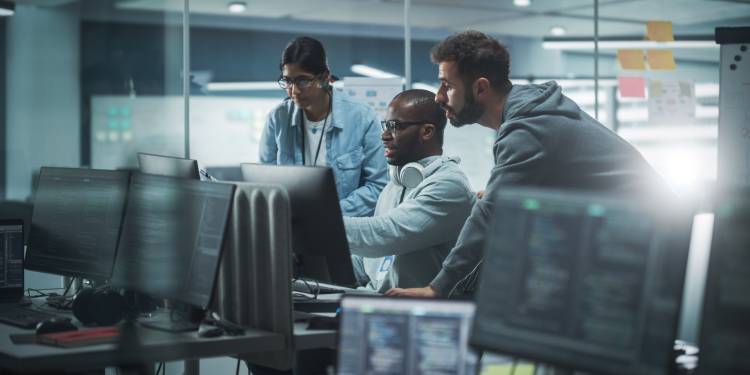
[0,305,60,329]
[292,279,380,295]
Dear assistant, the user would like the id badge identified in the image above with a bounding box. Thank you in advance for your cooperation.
[375,256,394,282]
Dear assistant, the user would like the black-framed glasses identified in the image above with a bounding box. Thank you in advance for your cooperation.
[380,120,430,134]
[278,75,320,89]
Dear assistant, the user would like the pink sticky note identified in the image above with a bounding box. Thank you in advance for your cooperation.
[618,76,646,98]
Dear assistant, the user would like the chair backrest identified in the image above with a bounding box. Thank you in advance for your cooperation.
[210,182,294,370]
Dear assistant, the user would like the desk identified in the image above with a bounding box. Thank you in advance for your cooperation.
[293,322,336,351]
[0,322,283,374]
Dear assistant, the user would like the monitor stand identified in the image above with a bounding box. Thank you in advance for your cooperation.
[138,301,204,332]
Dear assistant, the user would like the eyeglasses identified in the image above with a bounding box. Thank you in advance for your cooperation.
[278,75,320,89]
[380,120,430,134]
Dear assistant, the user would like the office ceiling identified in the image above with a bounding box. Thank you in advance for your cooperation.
[102,0,750,38]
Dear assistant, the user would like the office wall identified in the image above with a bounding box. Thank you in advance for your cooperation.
[6,5,81,290]
[6,5,81,201]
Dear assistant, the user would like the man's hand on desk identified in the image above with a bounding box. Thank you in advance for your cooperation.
[384,285,438,298]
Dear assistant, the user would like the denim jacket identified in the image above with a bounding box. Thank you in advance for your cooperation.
[259,91,388,217]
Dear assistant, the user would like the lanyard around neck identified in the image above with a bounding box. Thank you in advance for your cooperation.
[303,114,328,166]
[299,96,332,166]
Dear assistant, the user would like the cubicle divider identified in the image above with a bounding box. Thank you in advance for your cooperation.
[211,182,295,370]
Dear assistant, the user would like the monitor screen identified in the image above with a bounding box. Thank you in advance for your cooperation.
[240,164,356,287]
[337,296,477,375]
[470,188,692,375]
[138,153,200,180]
[0,220,24,302]
[110,173,234,309]
[25,167,130,280]
[697,190,750,374]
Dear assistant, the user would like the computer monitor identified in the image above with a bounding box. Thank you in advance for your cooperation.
[337,296,478,375]
[470,188,692,375]
[25,167,130,280]
[0,220,24,303]
[696,189,750,374]
[137,152,200,180]
[240,164,356,287]
[110,173,234,311]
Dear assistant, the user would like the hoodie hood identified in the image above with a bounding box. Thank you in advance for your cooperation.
[501,81,582,125]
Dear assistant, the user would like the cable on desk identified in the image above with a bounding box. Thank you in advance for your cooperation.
[510,357,518,375]
[235,358,241,375]
[293,277,320,300]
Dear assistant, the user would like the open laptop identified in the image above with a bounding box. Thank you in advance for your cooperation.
[336,296,478,375]
[0,219,59,328]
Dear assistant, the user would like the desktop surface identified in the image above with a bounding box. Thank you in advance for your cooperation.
[25,167,130,280]
[337,296,477,375]
[471,188,692,375]
[0,319,283,373]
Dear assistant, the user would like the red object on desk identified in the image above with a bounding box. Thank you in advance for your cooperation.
[37,326,120,348]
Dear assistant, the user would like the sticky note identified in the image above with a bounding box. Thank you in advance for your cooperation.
[646,21,674,42]
[618,76,646,98]
[617,49,646,70]
[650,80,663,98]
[679,81,693,97]
[647,49,677,70]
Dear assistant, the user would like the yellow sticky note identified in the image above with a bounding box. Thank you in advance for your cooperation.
[617,49,646,70]
[646,21,674,42]
[647,49,677,70]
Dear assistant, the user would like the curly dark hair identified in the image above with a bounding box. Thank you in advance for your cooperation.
[431,30,512,95]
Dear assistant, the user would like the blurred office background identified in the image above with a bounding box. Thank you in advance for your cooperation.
[1,0,747,373]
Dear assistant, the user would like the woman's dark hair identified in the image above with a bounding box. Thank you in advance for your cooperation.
[280,36,329,76]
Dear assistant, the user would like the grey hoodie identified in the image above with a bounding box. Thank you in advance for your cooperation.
[345,155,476,293]
[430,82,665,296]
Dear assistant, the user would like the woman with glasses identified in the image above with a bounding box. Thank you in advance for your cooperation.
[259,36,387,217]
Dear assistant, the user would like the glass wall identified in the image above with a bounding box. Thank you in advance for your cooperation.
[2,0,186,287]
[1,0,746,372]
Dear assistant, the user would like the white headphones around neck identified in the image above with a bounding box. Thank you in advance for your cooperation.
[389,163,424,189]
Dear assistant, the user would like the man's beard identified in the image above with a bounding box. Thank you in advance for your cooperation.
[449,92,483,127]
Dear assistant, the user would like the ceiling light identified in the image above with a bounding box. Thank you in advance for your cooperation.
[542,36,717,50]
[513,0,531,7]
[0,1,15,17]
[227,1,247,13]
[549,26,566,37]
[351,64,400,79]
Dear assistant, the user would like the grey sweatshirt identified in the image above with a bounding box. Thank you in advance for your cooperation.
[345,155,476,293]
[430,82,666,296]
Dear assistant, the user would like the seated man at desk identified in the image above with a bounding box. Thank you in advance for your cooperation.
[344,89,476,293]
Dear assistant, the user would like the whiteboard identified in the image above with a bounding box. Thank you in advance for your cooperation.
[90,96,279,170]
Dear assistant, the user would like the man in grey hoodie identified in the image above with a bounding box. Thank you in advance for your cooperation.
[386,30,665,298]
[345,89,476,293]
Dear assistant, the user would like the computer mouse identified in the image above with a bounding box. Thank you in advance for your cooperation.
[197,325,223,338]
[35,317,78,335]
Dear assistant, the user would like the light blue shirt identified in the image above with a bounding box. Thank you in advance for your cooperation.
[345,156,476,292]
[259,91,388,217]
